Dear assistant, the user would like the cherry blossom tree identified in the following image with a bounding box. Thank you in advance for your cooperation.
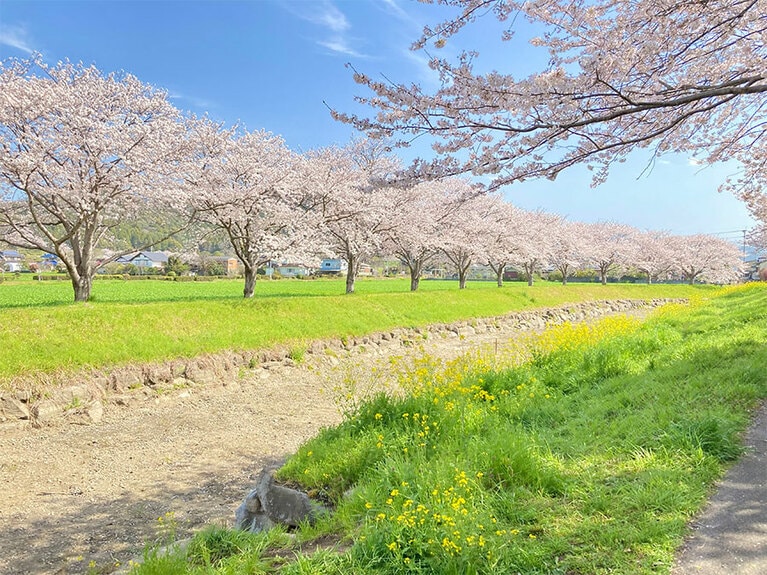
[301,139,398,294]
[185,118,308,298]
[337,0,767,236]
[0,58,191,302]
[583,222,639,285]
[381,180,448,291]
[747,196,767,251]
[477,195,525,287]
[671,234,744,284]
[634,230,675,284]
[510,209,561,286]
[436,179,487,289]
[549,220,589,286]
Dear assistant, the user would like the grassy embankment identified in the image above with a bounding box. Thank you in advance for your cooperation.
[130,284,767,575]
[0,278,710,382]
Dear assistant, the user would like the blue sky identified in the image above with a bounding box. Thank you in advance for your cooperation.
[0,0,755,242]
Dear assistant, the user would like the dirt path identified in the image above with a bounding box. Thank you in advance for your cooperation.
[0,319,522,575]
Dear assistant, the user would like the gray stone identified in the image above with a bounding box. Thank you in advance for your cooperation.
[308,341,326,355]
[235,468,326,533]
[58,385,88,404]
[257,470,315,527]
[235,501,275,532]
[111,368,143,391]
[185,364,216,385]
[145,365,173,386]
[13,389,33,402]
[244,489,262,513]
[86,400,104,424]
[0,396,30,420]
[91,377,109,397]
[67,400,104,426]
[32,400,61,424]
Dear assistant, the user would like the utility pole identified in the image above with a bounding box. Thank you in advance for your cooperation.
[742,229,747,262]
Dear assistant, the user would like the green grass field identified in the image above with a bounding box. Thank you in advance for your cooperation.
[130,284,767,575]
[0,278,713,381]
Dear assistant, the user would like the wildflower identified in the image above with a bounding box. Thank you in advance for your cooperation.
[365,502,373,509]
[375,413,383,420]
[388,542,398,551]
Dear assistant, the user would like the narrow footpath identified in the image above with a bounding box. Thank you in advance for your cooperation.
[672,402,767,575]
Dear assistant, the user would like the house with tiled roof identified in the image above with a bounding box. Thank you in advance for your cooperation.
[115,251,169,270]
[0,250,24,272]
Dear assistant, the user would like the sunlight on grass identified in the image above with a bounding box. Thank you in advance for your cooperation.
[130,284,767,575]
[0,280,709,380]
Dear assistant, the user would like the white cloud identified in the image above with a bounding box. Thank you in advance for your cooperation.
[379,0,410,21]
[315,2,350,33]
[318,37,364,58]
[285,0,367,58]
[0,24,36,54]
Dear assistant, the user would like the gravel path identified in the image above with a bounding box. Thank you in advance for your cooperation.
[0,322,511,574]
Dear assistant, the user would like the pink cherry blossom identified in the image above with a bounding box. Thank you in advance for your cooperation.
[0,58,191,301]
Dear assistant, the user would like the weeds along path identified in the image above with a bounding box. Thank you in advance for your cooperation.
[0,306,653,575]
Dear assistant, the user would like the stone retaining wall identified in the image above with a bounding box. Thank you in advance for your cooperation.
[0,298,684,430]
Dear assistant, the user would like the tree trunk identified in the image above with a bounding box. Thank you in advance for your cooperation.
[72,274,92,303]
[65,252,94,303]
[345,254,358,294]
[562,277,568,286]
[599,263,612,285]
[524,262,535,286]
[243,266,257,298]
[409,261,422,292]
[496,267,504,287]
[458,268,468,289]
